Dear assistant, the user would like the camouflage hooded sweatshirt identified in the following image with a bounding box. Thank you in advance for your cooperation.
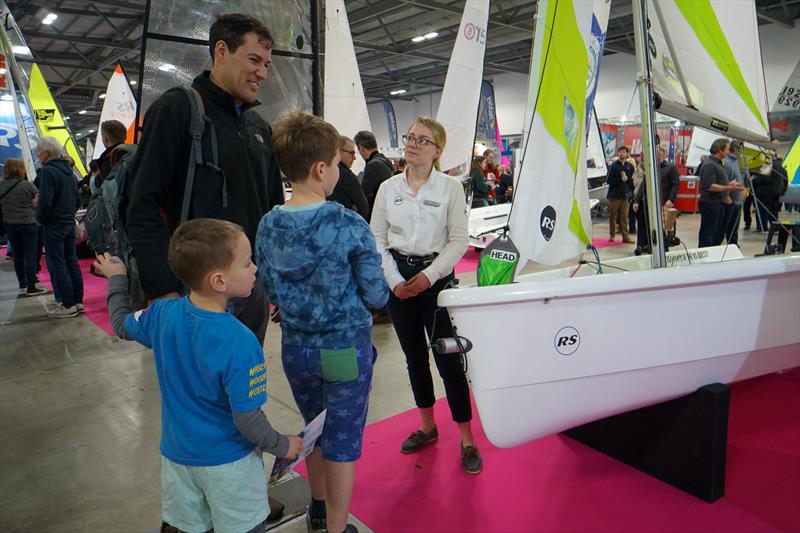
[255,201,389,348]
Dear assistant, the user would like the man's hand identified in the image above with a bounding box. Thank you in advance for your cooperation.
[632,203,639,213]
[729,180,743,191]
[664,200,674,209]
[93,253,127,278]
[621,171,628,183]
[405,272,432,297]
[284,435,304,459]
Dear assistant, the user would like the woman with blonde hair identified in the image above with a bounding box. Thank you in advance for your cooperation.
[370,116,482,474]
[0,159,46,296]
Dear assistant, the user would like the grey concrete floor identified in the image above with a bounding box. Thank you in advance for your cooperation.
[0,211,794,533]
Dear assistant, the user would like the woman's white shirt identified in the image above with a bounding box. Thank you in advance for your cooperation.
[370,169,468,289]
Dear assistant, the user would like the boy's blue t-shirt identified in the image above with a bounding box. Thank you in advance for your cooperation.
[255,201,389,348]
[124,297,267,466]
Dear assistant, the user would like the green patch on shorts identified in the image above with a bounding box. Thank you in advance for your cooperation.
[320,347,359,382]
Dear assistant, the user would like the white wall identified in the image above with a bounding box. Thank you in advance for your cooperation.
[364,22,797,143]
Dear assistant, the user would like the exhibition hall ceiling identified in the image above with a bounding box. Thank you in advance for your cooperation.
[7,0,800,134]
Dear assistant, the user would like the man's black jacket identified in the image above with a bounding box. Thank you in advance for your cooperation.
[606,159,635,199]
[328,162,369,220]
[126,72,284,298]
[360,151,393,220]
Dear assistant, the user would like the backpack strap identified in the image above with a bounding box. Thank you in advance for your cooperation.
[176,86,227,224]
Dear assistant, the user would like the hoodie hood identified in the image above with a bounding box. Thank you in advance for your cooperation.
[260,202,345,281]
[46,158,74,176]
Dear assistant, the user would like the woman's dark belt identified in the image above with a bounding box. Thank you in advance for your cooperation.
[389,249,438,267]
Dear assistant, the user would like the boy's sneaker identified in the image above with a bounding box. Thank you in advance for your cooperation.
[400,425,438,454]
[24,287,49,297]
[76,303,85,314]
[48,305,79,318]
[461,443,483,475]
[307,512,326,532]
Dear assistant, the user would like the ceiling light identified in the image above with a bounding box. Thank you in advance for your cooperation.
[88,129,95,133]
[411,36,425,43]
[674,120,681,127]
[389,89,407,96]
[64,116,70,120]
[12,45,31,57]
[78,109,87,115]
[99,93,106,99]
[158,63,177,73]
[130,80,137,85]
[1,94,13,101]
[42,13,57,24]
[76,132,82,137]
[423,32,439,39]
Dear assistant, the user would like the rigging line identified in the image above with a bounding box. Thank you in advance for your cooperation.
[596,262,629,272]
[505,0,560,231]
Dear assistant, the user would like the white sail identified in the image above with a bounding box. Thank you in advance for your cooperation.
[86,139,94,168]
[509,0,596,268]
[93,64,137,159]
[587,108,608,178]
[436,0,490,177]
[324,0,371,174]
[647,0,770,142]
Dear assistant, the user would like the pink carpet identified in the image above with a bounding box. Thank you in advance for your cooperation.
[455,238,625,275]
[38,257,115,336]
[298,370,799,533]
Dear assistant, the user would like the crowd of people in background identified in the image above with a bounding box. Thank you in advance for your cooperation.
[469,148,513,208]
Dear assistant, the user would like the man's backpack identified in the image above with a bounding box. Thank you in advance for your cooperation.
[83,86,218,309]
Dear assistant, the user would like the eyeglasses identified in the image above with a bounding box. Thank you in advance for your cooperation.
[340,149,356,155]
[402,135,438,148]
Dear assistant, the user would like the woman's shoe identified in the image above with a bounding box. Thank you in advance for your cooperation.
[400,426,438,454]
[461,443,483,474]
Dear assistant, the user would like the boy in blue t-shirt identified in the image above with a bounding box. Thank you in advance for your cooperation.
[255,111,389,533]
[94,218,303,533]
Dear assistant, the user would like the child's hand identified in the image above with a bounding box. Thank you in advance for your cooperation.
[284,435,304,459]
[93,253,127,278]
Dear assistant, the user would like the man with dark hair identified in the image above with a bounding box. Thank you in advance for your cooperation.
[125,14,286,525]
[722,140,744,245]
[605,145,635,243]
[96,119,128,188]
[698,138,742,247]
[328,136,369,219]
[354,130,393,220]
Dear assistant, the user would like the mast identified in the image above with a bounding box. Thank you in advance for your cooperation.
[632,0,665,268]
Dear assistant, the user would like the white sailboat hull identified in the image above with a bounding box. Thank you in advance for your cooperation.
[438,249,800,448]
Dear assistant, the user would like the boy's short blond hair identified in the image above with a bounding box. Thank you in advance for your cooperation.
[272,110,340,182]
[168,218,244,291]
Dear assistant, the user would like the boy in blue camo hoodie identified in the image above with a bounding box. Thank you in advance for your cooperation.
[255,111,388,533]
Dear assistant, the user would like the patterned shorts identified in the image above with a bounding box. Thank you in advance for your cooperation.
[282,342,376,462]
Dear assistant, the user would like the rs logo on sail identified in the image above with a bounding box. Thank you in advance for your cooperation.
[540,206,556,241]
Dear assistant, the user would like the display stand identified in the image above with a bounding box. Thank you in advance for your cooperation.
[564,383,730,503]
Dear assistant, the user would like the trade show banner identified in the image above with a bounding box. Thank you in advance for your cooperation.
[380,99,398,148]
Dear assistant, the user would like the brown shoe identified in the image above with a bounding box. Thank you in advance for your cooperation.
[400,426,438,454]
[461,443,483,474]
[622,237,634,244]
